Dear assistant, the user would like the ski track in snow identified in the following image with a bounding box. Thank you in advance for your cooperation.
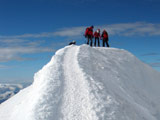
[61,46,97,120]
[61,45,117,120]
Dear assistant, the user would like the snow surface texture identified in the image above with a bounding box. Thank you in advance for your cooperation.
[0,84,23,104]
[0,45,160,120]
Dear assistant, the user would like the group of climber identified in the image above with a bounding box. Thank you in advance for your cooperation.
[68,25,110,47]
[84,25,109,47]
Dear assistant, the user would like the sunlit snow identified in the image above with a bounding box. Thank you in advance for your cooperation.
[0,45,160,120]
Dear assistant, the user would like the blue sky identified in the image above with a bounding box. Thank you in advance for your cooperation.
[0,0,160,83]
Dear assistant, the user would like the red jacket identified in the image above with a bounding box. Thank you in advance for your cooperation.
[102,31,108,39]
[85,27,93,37]
[94,31,101,38]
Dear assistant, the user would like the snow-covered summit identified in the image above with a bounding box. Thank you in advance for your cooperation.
[0,45,160,120]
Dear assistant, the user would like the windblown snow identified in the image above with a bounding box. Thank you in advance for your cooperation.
[0,45,160,120]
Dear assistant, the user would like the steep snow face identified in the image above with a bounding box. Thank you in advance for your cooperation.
[0,45,160,120]
[78,46,160,120]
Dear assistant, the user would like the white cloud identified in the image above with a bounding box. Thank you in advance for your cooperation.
[1,22,160,39]
[0,38,46,48]
[53,22,160,37]
[0,38,53,62]
[53,26,86,37]
[0,22,160,62]
[96,22,160,36]
[0,33,54,39]
[0,47,52,62]
[0,27,86,39]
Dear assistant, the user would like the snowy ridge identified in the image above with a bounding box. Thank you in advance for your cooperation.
[0,45,160,120]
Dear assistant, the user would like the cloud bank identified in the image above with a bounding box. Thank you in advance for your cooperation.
[1,22,160,39]
[0,22,160,62]
[52,22,160,37]
[0,39,53,62]
[55,22,160,37]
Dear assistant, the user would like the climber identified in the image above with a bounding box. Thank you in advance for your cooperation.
[94,29,101,47]
[84,25,94,47]
[101,29,109,47]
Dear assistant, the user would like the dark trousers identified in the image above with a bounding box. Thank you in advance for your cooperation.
[103,38,109,47]
[94,37,100,47]
[87,36,93,47]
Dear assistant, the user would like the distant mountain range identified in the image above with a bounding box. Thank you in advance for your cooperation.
[0,83,30,104]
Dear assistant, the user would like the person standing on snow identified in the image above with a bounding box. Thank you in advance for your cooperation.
[94,29,101,47]
[101,29,109,47]
[84,25,94,47]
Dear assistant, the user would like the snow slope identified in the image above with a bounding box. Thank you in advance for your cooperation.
[0,45,160,120]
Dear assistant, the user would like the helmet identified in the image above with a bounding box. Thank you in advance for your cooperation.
[91,25,94,28]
